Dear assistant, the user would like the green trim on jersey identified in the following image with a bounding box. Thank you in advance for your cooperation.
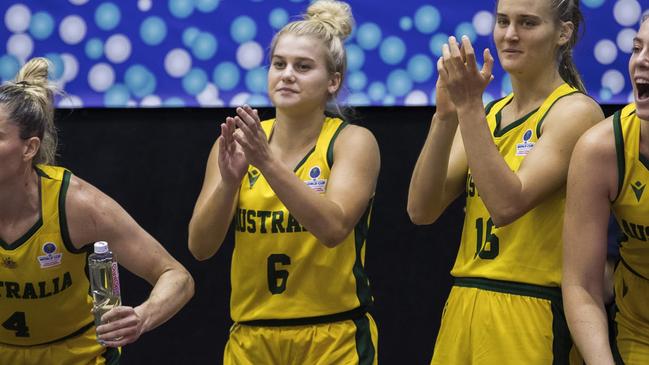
[293,146,316,172]
[639,153,649,171]
[353,315,376,365]
[326,121,349,168]
[353,200,373,307]
[494,103,539,137]
[535,91,579,137]
[484,97,505,115]
[59,169,84,254]
[613,110,626,202]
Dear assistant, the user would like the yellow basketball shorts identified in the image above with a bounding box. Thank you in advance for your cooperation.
[224,313,378,365]
[431,277,581,365]
[610,261,649,365]
[0,323,119,365]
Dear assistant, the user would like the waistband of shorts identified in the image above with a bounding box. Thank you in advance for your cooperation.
[0,321,95,347]
[454,277,562,302]
[237,306,369,327]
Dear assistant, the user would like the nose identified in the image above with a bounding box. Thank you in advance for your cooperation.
[504,24,519,42]
[280,66,296,82]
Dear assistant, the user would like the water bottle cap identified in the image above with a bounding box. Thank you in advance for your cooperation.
[94,241,109,254]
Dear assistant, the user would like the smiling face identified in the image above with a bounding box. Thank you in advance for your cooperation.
[268,34,341,114]
[494,0,567,77]
[630,18,649,121]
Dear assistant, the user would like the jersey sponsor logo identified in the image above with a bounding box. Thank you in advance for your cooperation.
[2,256,17,269]
[620,218,649,242]
[247,169,260,189]
[631,180,646,202]
[516,129,535,156]
[305,165,327,193]
[37,242,63,269]
[0,271,72,299]
[235,208,307,234]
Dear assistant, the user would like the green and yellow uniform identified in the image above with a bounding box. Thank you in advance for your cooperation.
[432,84,581,365]
[0,165,118,365]
[224,117,377,365]
[610,103,649,365]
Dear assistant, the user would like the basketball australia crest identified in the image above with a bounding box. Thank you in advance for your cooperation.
[516,129,535,156]
[304,166,327,193]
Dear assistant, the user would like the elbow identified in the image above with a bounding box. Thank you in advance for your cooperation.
[188,244,212,261]
[318,226,350,248]
[185,272,195,300]
[488,204,526,227]
[407,204,439,225]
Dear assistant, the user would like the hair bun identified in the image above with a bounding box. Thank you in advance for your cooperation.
[15,57,50,90]
[305,0,354,40]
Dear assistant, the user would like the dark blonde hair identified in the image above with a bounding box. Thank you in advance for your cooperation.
[551,0,586,92]
[0,57,58,165]
[269,0,354,113]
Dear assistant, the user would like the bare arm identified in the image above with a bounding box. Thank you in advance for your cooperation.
[407,66,468,225]
[233,107,380,248]
[563,119,617,365]
[441,36,604,226]
[66,176,194,347]
[458,95,603,226]
[188,118,247,260]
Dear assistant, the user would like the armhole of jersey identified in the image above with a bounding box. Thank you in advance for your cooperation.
[326,121,349,169]
[612,110,625,203]
[484,97,504,115]
[59,170,86,254]
[535,91,579,137]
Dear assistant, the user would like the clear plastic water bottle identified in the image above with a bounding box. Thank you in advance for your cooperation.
[88,241,121,337]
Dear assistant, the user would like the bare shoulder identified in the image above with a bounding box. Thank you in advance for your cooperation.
[334,124,379,153]
[575,115,616,157]
[553,92,603,117]
[64,175,119,249]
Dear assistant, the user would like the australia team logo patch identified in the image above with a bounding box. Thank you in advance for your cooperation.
[516,129,535,156]
[304,166,327,193]
[37,242,63,268]
[247,169,260,189]
[2,256,17,269]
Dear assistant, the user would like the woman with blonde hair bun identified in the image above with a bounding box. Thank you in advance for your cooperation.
[0,57,194,365]
[189,1,380,364]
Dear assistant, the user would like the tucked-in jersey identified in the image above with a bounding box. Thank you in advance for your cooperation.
[0,165,94,346]
[451,83,580,287]
[612,103,649,280]
[231,117,373,323]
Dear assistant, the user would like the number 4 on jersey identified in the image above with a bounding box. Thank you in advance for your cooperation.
[3,311,30,337]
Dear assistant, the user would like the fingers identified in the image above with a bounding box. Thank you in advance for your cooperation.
[436,56,448,83]
[481,48,495,82]
[461,36,478,74]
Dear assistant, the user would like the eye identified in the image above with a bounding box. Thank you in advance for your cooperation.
[632,44,641,53]
[521,19,537,27]
[296,63,312,72]
[272,60,286,69]
[496,18,509,27]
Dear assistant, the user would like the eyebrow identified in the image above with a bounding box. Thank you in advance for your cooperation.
[272,55,316,62]
[496,13,542,20]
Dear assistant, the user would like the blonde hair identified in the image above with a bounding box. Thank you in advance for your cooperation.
[0,57,58,165]
[269,0,354,111]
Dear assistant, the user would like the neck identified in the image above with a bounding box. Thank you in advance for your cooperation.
[272,106,327,151]
[0,165,39,224]
[509,68,565,113]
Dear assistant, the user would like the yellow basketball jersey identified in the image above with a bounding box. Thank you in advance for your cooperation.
[231,117,373,323]
[611,103,649,280]
[451,83,579,287]
[0,165,94,346]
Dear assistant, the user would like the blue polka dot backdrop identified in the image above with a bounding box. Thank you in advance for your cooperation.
[0,0,642,107]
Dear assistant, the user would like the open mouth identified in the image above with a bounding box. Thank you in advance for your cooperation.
[638,81,649,100]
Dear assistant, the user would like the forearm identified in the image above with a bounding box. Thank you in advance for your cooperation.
[563,285,615,365]
[408,114,460,224]
[135,268,194,333]
[259,159,352,247]
[188,182,238,260]
[457,101,523,225]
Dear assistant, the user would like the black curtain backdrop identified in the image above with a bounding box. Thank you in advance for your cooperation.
[54,104,620,365]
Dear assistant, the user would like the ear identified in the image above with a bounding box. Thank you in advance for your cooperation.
[328,72,342,95]
[558,21,574,47]
[22,137,41,162]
